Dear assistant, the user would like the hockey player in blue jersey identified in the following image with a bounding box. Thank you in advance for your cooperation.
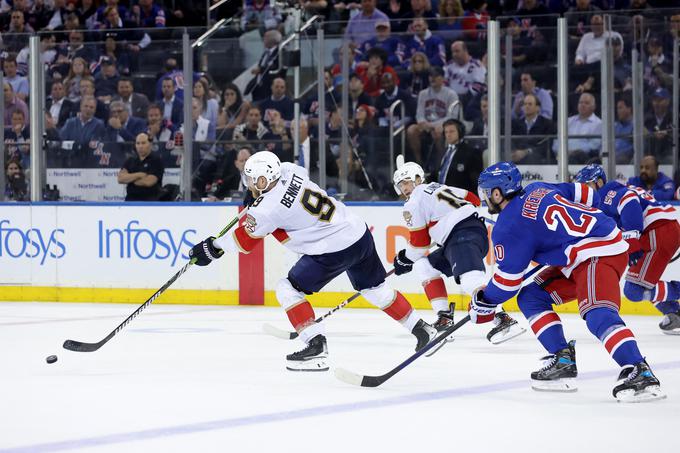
[468,162,665,402]
[575,164,680,334]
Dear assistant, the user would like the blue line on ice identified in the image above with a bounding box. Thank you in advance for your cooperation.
[4,361,679,452]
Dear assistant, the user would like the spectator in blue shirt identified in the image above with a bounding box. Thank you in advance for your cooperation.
[131,0,166,27]
[355,20,402,68]
[344,0,389,46]
[628,155,676,201]
[398,17,446,69]
[614,95,634,164]
[59,95,107,167]
[2,56,29,102]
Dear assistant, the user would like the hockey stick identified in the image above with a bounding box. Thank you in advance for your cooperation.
[62,209,248,353]
[334,264,545,387]
[262,269,396,340]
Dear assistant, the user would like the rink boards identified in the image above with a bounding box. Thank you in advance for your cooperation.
[1,201,679,315]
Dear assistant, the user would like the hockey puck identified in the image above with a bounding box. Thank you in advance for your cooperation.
[46,355,58,364]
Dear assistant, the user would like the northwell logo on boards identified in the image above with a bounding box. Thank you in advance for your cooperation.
[98,221,197,266]
[0,220,66,264]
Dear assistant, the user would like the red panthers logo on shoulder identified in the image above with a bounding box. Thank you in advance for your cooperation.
[494,245,505,262]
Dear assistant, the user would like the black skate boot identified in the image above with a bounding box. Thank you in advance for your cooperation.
[486,310,527,344]
[433,302,455,332]
[531,340,578,392]
[659,310,680,335]
[286,335,329,372]
[411,319,445,357]
[613,360,666,402]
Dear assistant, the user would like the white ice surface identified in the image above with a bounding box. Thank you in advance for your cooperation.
[1,302,679,453]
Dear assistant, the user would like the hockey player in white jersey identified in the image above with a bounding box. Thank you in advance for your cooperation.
[392,162,526,344]
[190,151,439,371]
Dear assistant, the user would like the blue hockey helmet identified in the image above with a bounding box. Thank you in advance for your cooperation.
[574,164,607,184]
[477,162,523,202]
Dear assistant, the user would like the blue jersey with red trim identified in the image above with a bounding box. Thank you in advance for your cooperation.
[484,182,626,305]
[595,181,677,233]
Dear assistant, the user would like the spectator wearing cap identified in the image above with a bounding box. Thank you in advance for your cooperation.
[399,17,446,69]
[512,72,553,121]
[355,47,400,97]
[407,66,460,166]
[374,72,415,129]
[503,17,549,68]
[574,14,623,65]
[46,81,76,129]
[3,82,29,128]
[444,41,486,106]
[614,95,634,164]
[628,155,675,201]
[2,57,29,102]
[645,87,672,159]
[645,36,673,92]
[344,0,389,46]
[405,0,439,32]
[356,20,402,68]
[113,77,150,120]
[94,57,120,103]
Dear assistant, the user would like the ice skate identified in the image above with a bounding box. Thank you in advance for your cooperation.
[487,310,527,344]
[613,360,666,402]
[659,311,680,335]
[286,335,329,372]
[412,319,445,357]
[531,340,578,392]
[433,302,456,342]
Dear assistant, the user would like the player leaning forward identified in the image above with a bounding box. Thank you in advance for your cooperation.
[392,162,525,343]
[190,152,439,371]
[468,162,665,402]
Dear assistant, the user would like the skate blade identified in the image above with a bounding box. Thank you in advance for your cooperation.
[616,385,667,403]
[488,325,527,345]
[424,338,449,357]
[531,378,578,393]
[286,357,329,372]
[660,329,680,336]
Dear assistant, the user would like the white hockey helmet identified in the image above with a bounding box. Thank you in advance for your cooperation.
[393,162,425,194]
[244,151,282,190]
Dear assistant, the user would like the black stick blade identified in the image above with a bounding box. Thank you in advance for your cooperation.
[63,339,102,352]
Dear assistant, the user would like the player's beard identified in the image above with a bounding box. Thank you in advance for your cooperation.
[487,200,502,214]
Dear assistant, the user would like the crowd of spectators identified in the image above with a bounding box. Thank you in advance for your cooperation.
[1,0,679,201]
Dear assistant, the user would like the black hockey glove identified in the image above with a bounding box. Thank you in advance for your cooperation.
[189,237,223,266]
[393,249,414,275]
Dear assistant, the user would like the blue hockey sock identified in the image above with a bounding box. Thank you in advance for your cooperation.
[518,283,568,354]
[654,300,680,315]
[585,308,644,367]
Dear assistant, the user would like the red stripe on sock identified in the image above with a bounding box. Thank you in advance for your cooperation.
[530,311,561,335]
[286,301,315,331]
[383,291,414,322]
[604,328,635,354]
[424,278,447,302]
